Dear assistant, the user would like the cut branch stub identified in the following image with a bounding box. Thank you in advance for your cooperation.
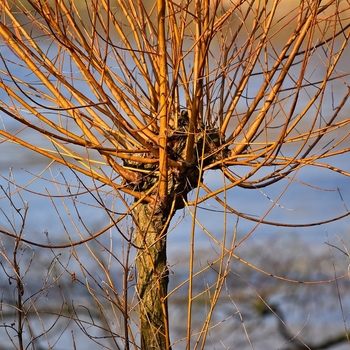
[123,110,228,210]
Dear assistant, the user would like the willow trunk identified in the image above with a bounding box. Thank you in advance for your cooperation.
[134,202,172,349]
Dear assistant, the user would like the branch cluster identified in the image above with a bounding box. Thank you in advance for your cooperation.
[123,110,228,210]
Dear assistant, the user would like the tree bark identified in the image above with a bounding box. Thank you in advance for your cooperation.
[134,202,172,349]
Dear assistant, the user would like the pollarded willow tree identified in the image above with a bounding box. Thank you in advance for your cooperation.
[1,0,350,349]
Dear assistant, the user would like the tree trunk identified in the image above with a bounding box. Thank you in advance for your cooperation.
[127,121,225,348]
[134,202,172,349]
